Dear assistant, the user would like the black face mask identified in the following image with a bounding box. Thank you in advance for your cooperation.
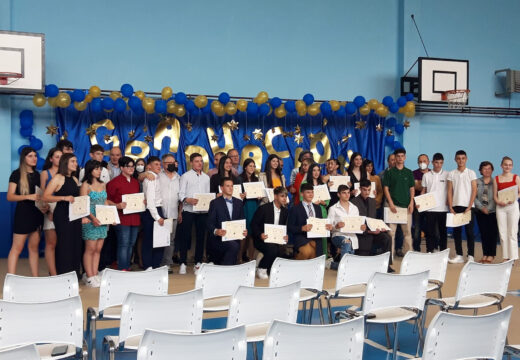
[167,164,177,173]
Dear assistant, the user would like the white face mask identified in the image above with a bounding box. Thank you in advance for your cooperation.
[419,162,428,170]
[136,165,145,173]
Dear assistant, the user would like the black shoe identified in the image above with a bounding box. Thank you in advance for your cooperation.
[387,266,395,273]
[395,249,405,257]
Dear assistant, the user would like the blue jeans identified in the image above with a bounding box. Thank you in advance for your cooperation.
[330,236,354,270]
[115,225,139,270]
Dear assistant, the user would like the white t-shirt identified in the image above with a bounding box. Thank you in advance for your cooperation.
[327,201,360,249]
[421,169,448,212]
[447,168,477,207]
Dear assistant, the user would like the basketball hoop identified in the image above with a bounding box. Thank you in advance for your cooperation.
[441,89,470,109]
[0,72,22,86]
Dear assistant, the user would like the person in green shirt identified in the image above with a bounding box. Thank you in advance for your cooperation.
[383,148,415,257]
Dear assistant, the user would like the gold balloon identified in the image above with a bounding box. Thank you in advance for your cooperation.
[32,93,46,107]
[194,95,208,109]
[109,91,121,101]
[48,96,58,107]
[297,107,307,117]
[256,91,269,104]
[295,100,306,112]
[404,110,416,118]
[161,86,173,100]
[329,100,340,111]
[125,140,150,161]
[359,104,370,116]
[142,97,155,113]
[404,101,415,112]
[274,106,287,118]
[57,92,71,108]
[214,107,226,117]
[225,102,237,115]
[175,105,186,117]
[74,101,87,111]
[308,103,320,116]
[167,100,176,113]
[211,100,224,114]
[368,98,379,109]
[89,85,101,98]
[375,104,386,116]
[84,94,93,103]
[252,96,260,104]
[135,90,145,100]
[236,99,248,112]
[154,117,180,152]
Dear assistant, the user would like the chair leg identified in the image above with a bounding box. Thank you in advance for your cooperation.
[392,323,400,360]
[393,323,400,351]
[498,303,503,311]
[384,324,391,349]
[437,288,442,298]
[473,308,478,316]
[309,298,315,324]
[317,297,325,324]
[326,296,334,324]
[301,300,307,324]
[86,311,97,360]
[417,305,429,357]
[252,342,258,360]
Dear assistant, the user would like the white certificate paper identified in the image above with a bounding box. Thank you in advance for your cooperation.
[328,176,350,192]
[153,218,173,248]
[69,195,90,221]
[95,205,120,225]
[243,182,266,199]
[265,188,290,204]
[366,217,391,232]
[219,185,243,200]
[122,193,146,214]
[307,217,330,238]
[384,207,408,224]
[312,184,331,202]
[446,212,471,227]
[414,192,438,212]
[264,224,287,244]
[498,186,518,203]
[341,216,366,234]
[193,193,216,212]
[222,219,246,241]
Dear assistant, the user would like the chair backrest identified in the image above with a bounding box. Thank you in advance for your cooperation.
[269,255,325,292]
[422,306,512,360]
[98,267,168,312]
[363,271,429,314]
[0,344,40,360]
[3,271,79,302]
[195,261,255,300]
[334,252,390,292]
[0,296,83,349]
[118,289,203,345]
[136,326,247,360]
[263,317,364,360]
[454,260,513,302]
[227,282,300,328]
[400,249,449,284]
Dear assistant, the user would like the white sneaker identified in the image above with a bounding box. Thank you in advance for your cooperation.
[194,262,202,275]
[448,255,464,264]
[179,263,187,275]
[325,257,334,270]
[208,262,214,265]
[85,277,99,288]
[256,268,268,280]
[82,273,88,285]
[467,255,475,262]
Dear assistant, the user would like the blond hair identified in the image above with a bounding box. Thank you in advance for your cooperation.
[18,147,36,195]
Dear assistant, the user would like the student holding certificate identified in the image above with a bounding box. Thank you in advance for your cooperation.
[239,158,261,263]
[259,154,286,205]
[209,155,241,194]
[207,177,247,265]
[250,186,289,279]
[324,158,342,207]
[493,156,520,261]
[346,152,365,196]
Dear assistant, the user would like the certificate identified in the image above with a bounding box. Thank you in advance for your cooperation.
[384,207,408,224]
[446,212,471,227]
[264,224,287,245]
[307,217,330,238]
[312,184,331,202]
[34,186,45,211]
[243,182,266,199]
[95,205,120,225]
[341,216,366,234]
[265,188,290,204]
[369,182,376,199]
[122,193,145,214]
[366,217,391,232]
[219,185,243,200]
[153,218,173,248]
[414,192,438,212]
[222,219,246,241]
[193,193,216,212]
[328,176,350,192]
[69,195,90,221]
[498,186,518,203]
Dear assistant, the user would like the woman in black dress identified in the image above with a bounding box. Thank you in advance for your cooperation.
[43,153,89,276]
[7,147,47,276]
[209,155,241,194]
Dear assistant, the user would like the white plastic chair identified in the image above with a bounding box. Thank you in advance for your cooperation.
[269,255,326,324]
[421,306,512,359]
[86,267,168,360]
[262,317,364,360]
[195,260,255,313]
[0,344,40,360]
[228,282,301,360]
[102,289,203,360]
[400,249,449,297]
[0,296,86,359]
[136,326,247,360]
[324,252,390,323]
[3,271,79,302]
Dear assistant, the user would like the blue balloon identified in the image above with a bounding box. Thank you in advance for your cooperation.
[128,96,142,111]
[382,96,394,107]
[36,156,45,170]
[406,93,415,101]
[175,92,187,105]
[353,96,366,108]
[385,135,395,146]
[285,100,296,113]
[385,117,397,128]
[397,96,407,107]
[155,100,167,114]
[202,99,212,114]
[67,103,75,112]
[336,106,346,117]
[345,102,357,115]
[30,137,43,151]
[120,83,134,97]
[259,103,270,116]
[389,103,399,114]
[45,84,59,98]
[71,89,85,102]
[320,102,332,117]
[102,97,114,110]
[20,127,33,137]
[269,97,282,109]
[18,144,29,155]
[19,110,34,128]
[185,100,196,113]
[393,141,404,150]
[303,93,314,106]
[190,108,201,116]
[247,102,258,116]
[91,98,103,112]
[395,123,405,134]
[218,92,230,105]
[114,98,127,112]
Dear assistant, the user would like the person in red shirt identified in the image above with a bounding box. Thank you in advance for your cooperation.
[107,156,142,270]
[292,158,313,206]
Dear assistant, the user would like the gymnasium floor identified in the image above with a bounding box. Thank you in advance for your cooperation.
[1,239,520,359]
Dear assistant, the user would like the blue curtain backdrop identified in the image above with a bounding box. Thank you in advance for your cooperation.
[55,108,386,179]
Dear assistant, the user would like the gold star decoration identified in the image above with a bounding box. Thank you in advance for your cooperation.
[323,118,328,127]
[386,129,393,136]
[308,132,315,140]
[103,134,111,142]
[226,119,239,131]
[341,134,352,143]
[283,131,294,138]
[376,123,383,132]
[60,130,68,140]
[128,130,136,138]
[144,135,153,143]
[185,121,193,132]
[143,125,148,133]
[243,134,250,141]
[86,126,96,136]
[403,120,410,129]
[253,128,264,141]
[294,133,304,145]
[294,125,301,135]
[46,125,58,136]
[355,120,366,130]
[211,134,219,142]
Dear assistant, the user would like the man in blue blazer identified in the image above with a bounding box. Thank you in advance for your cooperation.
[207,177,247,265]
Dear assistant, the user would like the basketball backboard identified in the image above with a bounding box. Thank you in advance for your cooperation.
[418,57,469,104]
[0,30,45,94]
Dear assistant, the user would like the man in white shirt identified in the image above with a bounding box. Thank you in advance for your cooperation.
[420,153,449,252]
[79,144,110,183]
[447,150,477,263]
[158,154,181,272]
[107,146,122,180]
[142,156,166,269]
[178,153,211,274]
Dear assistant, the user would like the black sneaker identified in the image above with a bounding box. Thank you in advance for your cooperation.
[395,249,405,257]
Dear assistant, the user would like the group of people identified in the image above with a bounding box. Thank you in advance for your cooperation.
[6,139,519,283]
